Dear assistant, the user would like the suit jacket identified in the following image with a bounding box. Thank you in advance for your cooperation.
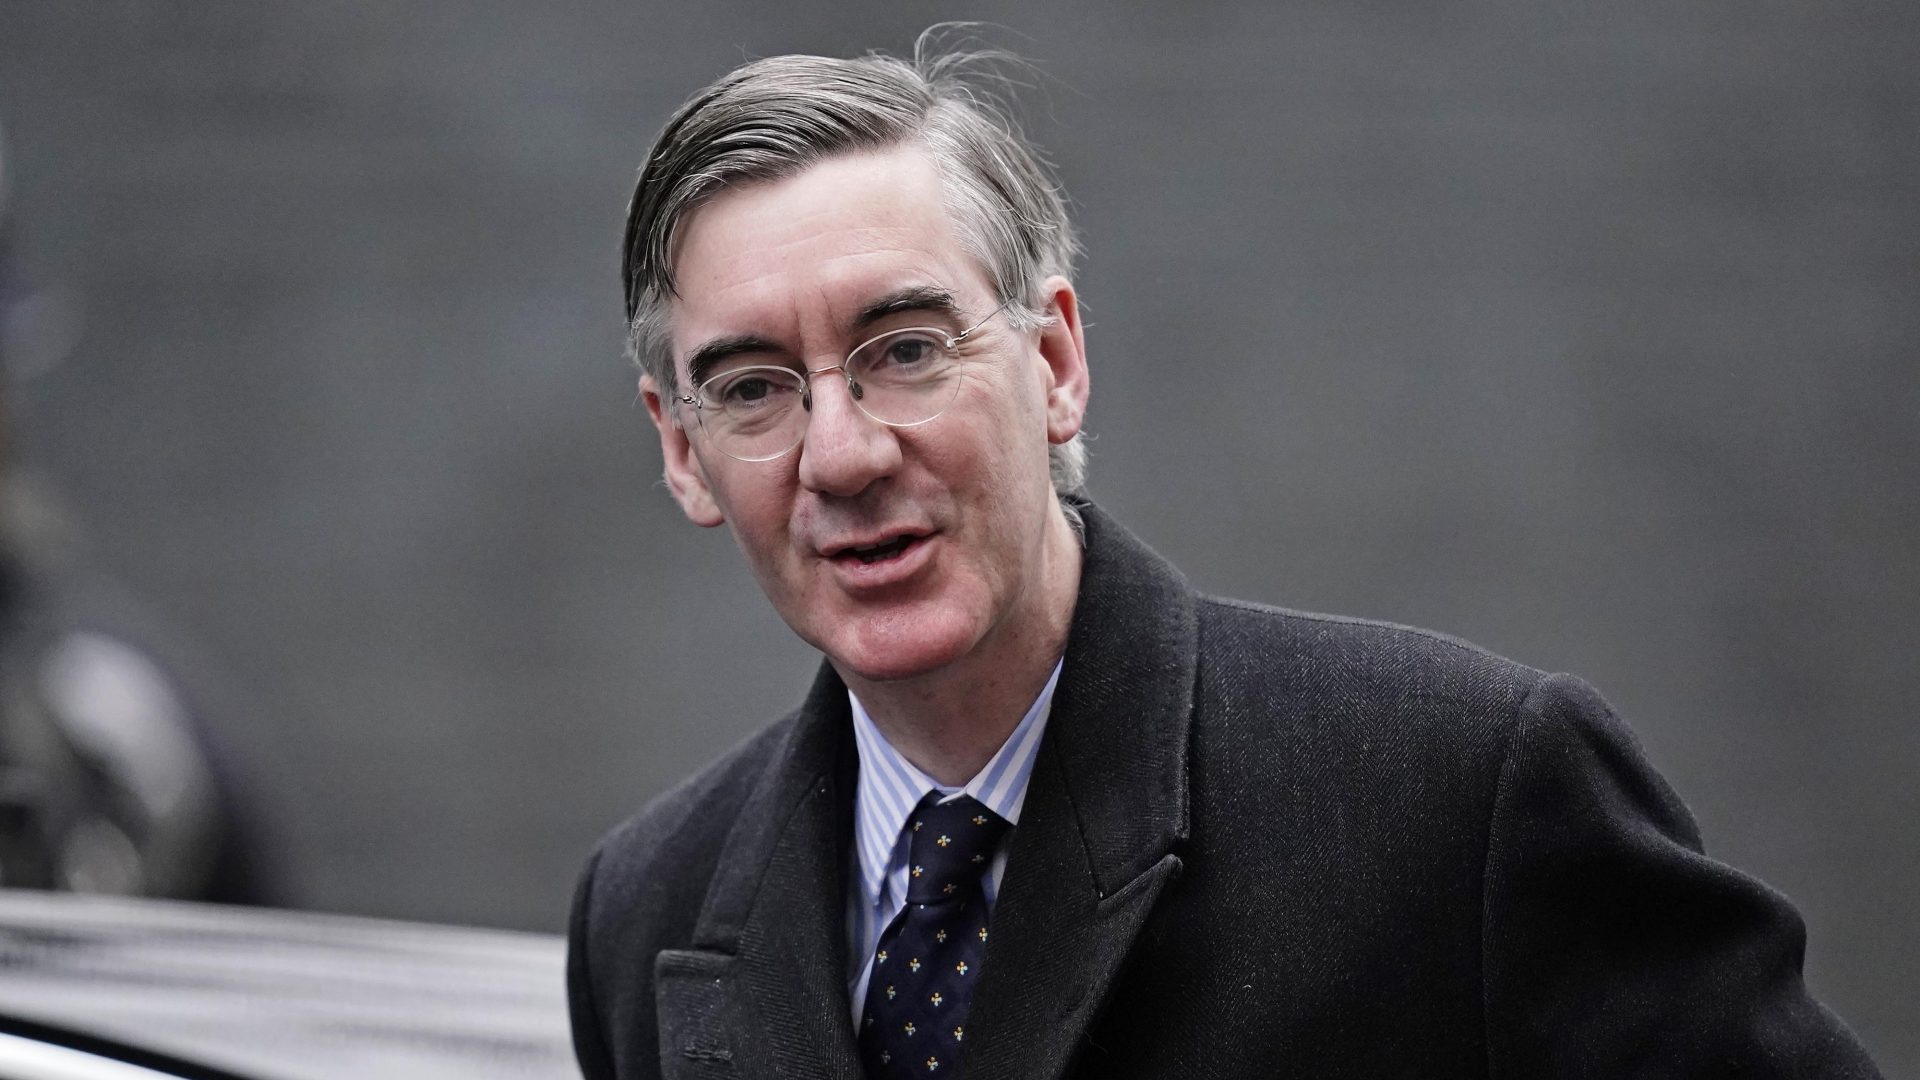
[568,502,1880,1078]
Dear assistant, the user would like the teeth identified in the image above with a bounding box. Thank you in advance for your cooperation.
[850,536,911,564]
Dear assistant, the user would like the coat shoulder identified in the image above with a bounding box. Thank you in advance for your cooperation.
[1196,594,1548,737]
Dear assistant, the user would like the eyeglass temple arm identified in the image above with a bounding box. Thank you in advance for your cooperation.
[953,296,1015,344]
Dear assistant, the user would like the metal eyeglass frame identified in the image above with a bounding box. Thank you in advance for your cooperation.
[678,297,1013,462]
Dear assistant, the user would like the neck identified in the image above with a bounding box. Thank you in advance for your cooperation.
[839,504,1082,786]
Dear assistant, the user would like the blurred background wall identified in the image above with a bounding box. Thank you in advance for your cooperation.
[1,1,1913,1069]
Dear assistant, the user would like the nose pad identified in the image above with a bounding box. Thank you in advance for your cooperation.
[800,371,865,415]
[795,368,900,495]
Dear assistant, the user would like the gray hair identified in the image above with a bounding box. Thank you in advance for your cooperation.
[622,37,1088,499]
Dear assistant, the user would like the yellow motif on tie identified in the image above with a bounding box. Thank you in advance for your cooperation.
[930,991,944,1006]
[972,815,987,826]
[955,961,969,975]
[952,1026,965,1042]
[935,929,947,943]
[926,1057,940,1072]
[904,1021,916,1036]
[977,927,988,941]
[877,949,888,963]
[911,865,924,878]
[909,957,922,972]
[936,834,951,847]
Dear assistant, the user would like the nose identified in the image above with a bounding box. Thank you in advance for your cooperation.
[795,367,902,497]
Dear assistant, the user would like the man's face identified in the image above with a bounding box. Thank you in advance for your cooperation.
[643,146,1089,684]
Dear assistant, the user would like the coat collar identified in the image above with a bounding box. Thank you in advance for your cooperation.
[1021,498,1196,893]
[668,662,863,1078]
[678,501,1196,1079]
[962,500,1196,1079]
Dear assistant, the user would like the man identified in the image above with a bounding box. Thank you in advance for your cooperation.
[568,46,1881,1079]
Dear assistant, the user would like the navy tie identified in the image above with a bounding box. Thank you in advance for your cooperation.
[860,793,1010,1079]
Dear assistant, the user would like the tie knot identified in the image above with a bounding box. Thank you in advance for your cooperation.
[903,793,1008,904]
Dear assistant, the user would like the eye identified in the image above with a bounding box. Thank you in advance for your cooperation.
[880,334,940,367]
[706,367,800,410]
[727,378,773,403]
[851,330,955,383]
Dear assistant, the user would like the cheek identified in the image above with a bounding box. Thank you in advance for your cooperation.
[940,399,1054,540]
[730,516,809,614]
[704,470,799,569]
[984,381,1055,491]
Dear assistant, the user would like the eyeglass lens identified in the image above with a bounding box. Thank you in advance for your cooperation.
[695,328,965,461]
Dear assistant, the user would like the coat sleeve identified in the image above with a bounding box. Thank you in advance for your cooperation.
[1480,672,1881,1077]
[568,845,620,1080]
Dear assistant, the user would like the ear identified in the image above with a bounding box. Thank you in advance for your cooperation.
[1031,275,1091,445]
[641,374,726,527]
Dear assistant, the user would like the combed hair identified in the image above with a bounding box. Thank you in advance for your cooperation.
[622,34,1088,499]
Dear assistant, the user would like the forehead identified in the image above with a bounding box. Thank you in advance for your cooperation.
[668,148,983,347]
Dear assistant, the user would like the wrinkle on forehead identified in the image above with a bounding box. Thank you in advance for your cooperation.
[665,149,993,369]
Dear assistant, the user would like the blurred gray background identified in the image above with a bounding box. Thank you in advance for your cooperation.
[2,1,1914,1069]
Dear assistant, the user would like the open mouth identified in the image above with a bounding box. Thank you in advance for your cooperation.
[833,533,924,565]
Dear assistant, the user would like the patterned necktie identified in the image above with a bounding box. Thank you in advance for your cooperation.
[860,792,1010,1079]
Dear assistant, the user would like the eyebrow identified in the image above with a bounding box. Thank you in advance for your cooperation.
[851,285,961,331]
[681,285,964,389]
[685,333,783,390]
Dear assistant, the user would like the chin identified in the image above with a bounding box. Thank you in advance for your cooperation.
[814,602,986,684]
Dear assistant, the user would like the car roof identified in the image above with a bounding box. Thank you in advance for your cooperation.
[0,890,573,1080]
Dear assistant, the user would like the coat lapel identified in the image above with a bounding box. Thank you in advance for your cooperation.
[656,502,1195,1080]
[964,503,1198,1080]
[658,665,864,1079]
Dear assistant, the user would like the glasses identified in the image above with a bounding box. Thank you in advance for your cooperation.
[678,300,1010,462]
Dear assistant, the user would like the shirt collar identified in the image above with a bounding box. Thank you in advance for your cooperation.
[848,659,1061,908]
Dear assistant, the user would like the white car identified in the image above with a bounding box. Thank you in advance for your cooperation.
[0,890,573,1079]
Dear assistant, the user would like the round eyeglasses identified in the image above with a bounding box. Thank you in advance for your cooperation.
[678,300,1010,462]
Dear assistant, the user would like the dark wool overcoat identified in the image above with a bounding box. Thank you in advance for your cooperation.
[568,502,1880,1079]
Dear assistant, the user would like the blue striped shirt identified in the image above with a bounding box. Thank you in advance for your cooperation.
[843,660,1060,1024]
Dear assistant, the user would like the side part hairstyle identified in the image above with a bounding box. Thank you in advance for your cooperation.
[622,33,1088,498]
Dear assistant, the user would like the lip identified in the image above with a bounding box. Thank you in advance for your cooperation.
[820,527,933,559]
[820,530,938,591]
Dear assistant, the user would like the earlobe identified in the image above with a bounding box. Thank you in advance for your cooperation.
[641,375,726,527]
[1033,276,1091,445]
